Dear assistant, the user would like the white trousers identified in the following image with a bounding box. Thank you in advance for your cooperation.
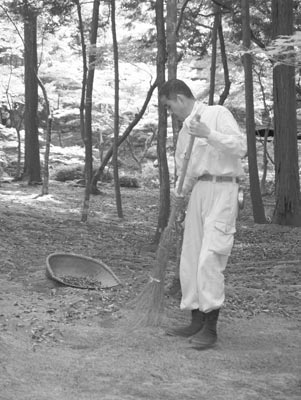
[180,180,239,312]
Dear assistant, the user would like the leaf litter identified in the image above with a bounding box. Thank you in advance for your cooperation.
[0,179,300,399]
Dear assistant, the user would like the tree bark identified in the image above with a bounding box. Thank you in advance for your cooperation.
[23,1,41,184]
[166,0,180,180]
[241,0,266,223]
[154,0,169,244]
[75,0,87,146]
[111,0,123,218]
[76,0,100,222]
[85,0,100,181]
[209,3,220,105]
[272,0,301,226]
[39,77,52,196]
[217,18,231,105]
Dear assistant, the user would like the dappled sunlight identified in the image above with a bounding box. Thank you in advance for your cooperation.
[0,190,62,205]
[0,2,300,399]
[0,182,84,216]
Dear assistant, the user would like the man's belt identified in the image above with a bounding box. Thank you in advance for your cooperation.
[197,174,239,184]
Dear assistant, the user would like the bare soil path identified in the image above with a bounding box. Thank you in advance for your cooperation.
[0,180,300,400]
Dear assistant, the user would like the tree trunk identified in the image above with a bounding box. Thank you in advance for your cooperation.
[166,0,180,158]
[85,0,100,182]
[76,1,89,221]
[81,0,101,222]
[39,77,52,196]
[272,0,301,226]
[23,2,41,184]
[10,103,24,180]
[241,0,266,223]
[111,0,123,218]
[154,0,169,244]
[218,18,231,105]
[208,4,219,105]
[166,0,177,80]
[75,0,87,146]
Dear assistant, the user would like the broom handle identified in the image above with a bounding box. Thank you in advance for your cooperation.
[176,135,195,196]
[176,113,200,195]
[166,131,197,230]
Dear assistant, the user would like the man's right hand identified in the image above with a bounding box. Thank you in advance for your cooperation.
[189,118,210,139]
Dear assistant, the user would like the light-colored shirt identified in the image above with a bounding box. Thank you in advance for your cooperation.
[175,101,247,194]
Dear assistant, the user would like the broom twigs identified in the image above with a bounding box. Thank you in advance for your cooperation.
[129,133,197,327]
[149,276,161,283]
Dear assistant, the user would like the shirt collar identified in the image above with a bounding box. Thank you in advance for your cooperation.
[184,101,206,125]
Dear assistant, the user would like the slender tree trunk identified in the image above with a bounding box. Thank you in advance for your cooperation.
[218,19,231,105]
[23,1,41,184]
[167,0,182,282]
[85,0,100,180]
[81,0,101,222]
[254,66,273,194]
[39,78,52,196]
[75,0,87,146]
[166,0,177,79]
[241,0,266,223]
[10,103,24,180]
[154,0,169,244]
[111,0,123,218]
[166,0,180,156]
[272,0,301,226]
[76,0,100,221]
[260,129,269,195]
[209,4,219,105]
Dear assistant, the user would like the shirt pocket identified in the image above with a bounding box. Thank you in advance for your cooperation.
[209,221,236,256]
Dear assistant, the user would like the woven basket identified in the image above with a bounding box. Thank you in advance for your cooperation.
[46,253,121,289]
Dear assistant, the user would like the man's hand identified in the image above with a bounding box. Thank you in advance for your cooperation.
[170,188,185,210]
[189,116,210,139]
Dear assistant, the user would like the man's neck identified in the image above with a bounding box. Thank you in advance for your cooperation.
[186,98,196,117]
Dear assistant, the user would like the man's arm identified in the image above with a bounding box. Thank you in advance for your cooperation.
[189,107,247,158]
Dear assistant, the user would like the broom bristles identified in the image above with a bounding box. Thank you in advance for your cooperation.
[130,281,165,328]
[127,137,195,329]
[129,227,173,328]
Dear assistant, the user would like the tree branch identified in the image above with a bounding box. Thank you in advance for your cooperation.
[91,78,158,193]
[176,0,190,36]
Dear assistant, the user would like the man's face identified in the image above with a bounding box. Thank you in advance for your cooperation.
[160,95,188,121]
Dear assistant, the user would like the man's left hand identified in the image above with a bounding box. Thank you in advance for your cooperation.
[189,118,210,139]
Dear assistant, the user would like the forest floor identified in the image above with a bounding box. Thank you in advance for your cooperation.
[0,173,301,400]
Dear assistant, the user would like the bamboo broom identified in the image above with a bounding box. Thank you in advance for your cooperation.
[131,131,197,328]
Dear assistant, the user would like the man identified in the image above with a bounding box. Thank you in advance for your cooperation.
[159,79,247,349]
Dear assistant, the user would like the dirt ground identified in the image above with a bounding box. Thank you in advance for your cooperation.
[0,179,301,400]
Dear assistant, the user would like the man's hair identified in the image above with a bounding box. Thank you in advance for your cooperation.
[159,79,194,100]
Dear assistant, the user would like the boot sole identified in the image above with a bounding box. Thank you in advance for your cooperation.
[165,330,198,338]
[189,338,217,350]
[191,344,217,351]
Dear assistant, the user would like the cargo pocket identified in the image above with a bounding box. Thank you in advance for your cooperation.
[209,221,236,256]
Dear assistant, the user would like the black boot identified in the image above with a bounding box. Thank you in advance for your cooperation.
[166,309,205,337]
[189,309,220,349]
